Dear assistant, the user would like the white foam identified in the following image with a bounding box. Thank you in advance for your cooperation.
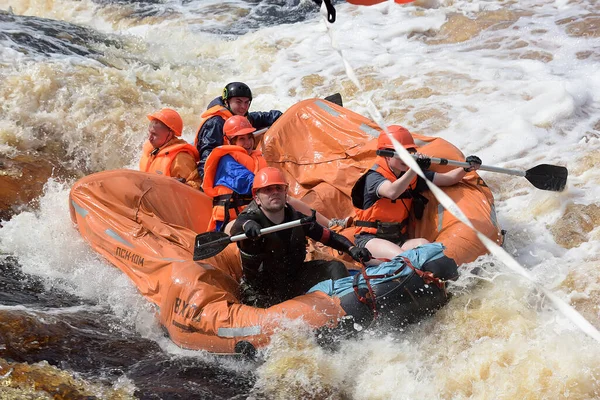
[1,0,600,394]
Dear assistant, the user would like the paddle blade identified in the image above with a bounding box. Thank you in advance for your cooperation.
[193,231,231,261]
[323,93,343,107]
[525,164,568,192]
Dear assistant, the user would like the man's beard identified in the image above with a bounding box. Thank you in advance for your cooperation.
[259,198,285,213]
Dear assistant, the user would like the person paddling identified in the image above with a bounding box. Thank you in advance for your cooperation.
[195,82,282,182]
[351,125,482,262]
[231,167,372,307]
[139,108,201,189]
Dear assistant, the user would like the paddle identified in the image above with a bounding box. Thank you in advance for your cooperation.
[324,93,343,107]
[193,213,316,261]
[376,150,568,192]
[253,127,268,137]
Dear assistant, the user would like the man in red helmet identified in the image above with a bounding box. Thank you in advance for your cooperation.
[231,167,372,307]
[194,82,282,183]
[351,125,482,261]
[139,108,201,189]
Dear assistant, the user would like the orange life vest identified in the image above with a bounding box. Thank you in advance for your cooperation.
[139,138,199,177]
[202,145,268,231]
[194,105,233,148]
[353,156,419,241]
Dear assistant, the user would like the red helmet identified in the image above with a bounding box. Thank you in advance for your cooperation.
[377,125,416,151]
[252,167,288,195]
[147,108,183,136]
[224,115,256,140]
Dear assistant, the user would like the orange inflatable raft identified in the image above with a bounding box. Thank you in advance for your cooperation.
[68,98,501,354]
[69,170,346,354]
[69,169,456,354]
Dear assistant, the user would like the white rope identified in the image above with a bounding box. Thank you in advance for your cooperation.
[318,2,600,343]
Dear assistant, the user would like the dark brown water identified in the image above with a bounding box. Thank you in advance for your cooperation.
[0,256,255,399]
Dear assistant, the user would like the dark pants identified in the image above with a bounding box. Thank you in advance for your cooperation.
[241,259,349,308]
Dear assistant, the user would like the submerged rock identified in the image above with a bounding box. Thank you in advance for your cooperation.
[0,154,66,223]
[0,357,136,399]
[550,203,600,249]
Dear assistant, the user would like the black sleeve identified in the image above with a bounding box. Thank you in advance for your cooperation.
[247,110,282,129]
[230,212,255,236]
[196,117,225,180]
[325,231,355,253]
[230,212,266,255]
[306,219,353,253]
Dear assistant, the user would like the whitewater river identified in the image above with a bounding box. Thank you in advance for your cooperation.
[1,0,599,398]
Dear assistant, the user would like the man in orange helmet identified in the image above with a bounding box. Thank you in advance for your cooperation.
[351,125,482,261]
[195,82,282,182]
[231,167,372,307]
[139,108,201,189]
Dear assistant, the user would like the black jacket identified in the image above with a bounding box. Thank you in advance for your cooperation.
[231,201,354,290]
[196,97,282,180]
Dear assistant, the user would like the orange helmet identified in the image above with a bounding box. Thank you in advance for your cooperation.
[147,108,183,136]
[252,167,288,195]
[377,125,416,151]
[224,115,256,140]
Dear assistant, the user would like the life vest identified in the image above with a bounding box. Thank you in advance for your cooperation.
[238,202,308,289]
[194,105,233,148]
[202,145,268,231]
[139,138,199,177]
[352,156,419,244]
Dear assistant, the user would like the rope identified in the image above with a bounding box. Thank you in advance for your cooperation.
[317,3,600,343]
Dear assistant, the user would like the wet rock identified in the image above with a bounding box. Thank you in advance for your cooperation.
[0,12,121,60]
[413,108,451,133]
[0,309,162,372]
[424,10,524,45]
[0,257,86,308]
[0,154,65,222]
[549,203,600,249]
[557,14,600,38]
[558,260,600,330]
[519,50,553,63]
[559,268,600,328]
[0,357,135,399]
[300,74,326,97]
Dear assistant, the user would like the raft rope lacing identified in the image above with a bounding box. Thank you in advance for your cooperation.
[318,2,600,343]
[354,255,446,318]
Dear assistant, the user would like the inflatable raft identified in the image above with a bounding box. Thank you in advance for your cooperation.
[68,98,501,354]
[69,170,457,354]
